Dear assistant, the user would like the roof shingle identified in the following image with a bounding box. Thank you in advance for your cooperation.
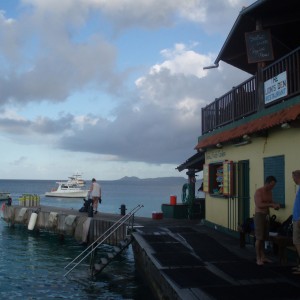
[195,103,300,150]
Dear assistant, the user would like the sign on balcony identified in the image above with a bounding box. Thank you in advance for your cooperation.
[264,71,287,104]
[245,30,274,63]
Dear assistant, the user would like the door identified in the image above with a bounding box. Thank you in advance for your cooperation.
[238,160,250,225]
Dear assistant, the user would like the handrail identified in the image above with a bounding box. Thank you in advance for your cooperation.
[64,204,143,277]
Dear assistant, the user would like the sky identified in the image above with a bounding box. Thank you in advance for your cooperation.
[0,0,256,180]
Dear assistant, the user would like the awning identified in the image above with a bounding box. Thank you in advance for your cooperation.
[176,152,205,172]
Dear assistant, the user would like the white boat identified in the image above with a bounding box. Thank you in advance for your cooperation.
[68,172,86,186]
[0,192,11,201]
[45,178,89,198]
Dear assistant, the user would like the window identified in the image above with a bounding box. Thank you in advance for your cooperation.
[203,161,234,196]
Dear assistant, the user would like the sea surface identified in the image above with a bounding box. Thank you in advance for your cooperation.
[0,177,200,299]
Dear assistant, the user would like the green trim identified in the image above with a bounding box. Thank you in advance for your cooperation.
[239,160,250,220]
[198,95,300,142]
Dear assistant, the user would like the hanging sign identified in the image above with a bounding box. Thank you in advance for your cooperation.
[245,30,274,64]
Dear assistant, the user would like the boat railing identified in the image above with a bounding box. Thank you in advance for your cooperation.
[63,204,144,277]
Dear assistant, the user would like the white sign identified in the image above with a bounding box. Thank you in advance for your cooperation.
[264,71,287,104]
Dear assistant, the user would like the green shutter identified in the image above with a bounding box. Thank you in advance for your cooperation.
[263,155,285,206]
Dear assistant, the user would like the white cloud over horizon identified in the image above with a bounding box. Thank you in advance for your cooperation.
[0,0,254,180]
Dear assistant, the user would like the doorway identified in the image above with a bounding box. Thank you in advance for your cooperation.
[238,160,250,224]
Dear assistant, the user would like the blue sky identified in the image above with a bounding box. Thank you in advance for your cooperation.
[0,0,255,180]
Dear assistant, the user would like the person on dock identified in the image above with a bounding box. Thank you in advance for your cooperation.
[90,178,101,214]
[292,170,300,274]
[254,175,280,266]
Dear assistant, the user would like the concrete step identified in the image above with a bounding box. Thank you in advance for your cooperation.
[94,263,103,271]
[113,246,121,252]
[100,257,108,265]
[107,252,115,259]
[119,240,127,247]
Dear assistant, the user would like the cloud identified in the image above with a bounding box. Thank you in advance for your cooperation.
[150,43,211,78]
[0,0,254,172]
[0,40,249,164]
[57,43,249,164]
[0,0,253,106]
[10,155,27,166]
[91,0,251,35]
[0,33,119,105]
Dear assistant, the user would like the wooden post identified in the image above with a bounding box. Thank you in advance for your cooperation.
[256,19,266,112]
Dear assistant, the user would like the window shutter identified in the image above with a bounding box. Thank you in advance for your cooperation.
[264,155,285,206]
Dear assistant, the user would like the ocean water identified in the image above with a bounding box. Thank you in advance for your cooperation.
[0,178,194,299]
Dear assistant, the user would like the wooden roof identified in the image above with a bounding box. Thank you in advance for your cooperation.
[176,152,205,172]
[215,0,300,75]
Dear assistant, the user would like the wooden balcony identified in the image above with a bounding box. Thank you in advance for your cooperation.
[201,46,300,135]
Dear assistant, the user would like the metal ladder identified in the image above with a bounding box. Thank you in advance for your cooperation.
[64,204,143,277]
[92,235,133,276]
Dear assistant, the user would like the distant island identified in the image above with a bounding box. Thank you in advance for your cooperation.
[114,176,187,182]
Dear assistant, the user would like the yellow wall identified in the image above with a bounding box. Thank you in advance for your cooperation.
[205,126,300,229]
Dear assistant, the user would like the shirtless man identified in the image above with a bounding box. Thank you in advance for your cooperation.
[254,175,280,265]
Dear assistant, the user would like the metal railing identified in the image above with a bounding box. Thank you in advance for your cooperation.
[64,204,143,277]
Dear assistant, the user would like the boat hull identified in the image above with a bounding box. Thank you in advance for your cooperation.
[45,190,89,198]
[45,173,89,198]
[0,193,11,201]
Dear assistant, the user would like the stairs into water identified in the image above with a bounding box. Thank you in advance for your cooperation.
[93,236,133,275]
[64,204,143,278]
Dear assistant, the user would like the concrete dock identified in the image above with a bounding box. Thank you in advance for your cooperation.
[2,204,300,299]
[131,222,300,300]
[1,204,195,245]
[1,204,135,245]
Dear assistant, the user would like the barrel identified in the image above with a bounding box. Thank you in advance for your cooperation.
[170,195,177,205]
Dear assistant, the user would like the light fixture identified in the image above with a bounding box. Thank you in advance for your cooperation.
[234,140,251,147]
[243,134,251,141]
[216,143,223,148]
[281,122,291,129]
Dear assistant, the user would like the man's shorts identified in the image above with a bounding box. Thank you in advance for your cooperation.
[254,212,269,241]
[293,220,300,245]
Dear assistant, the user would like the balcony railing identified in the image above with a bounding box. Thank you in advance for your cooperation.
[201,46,300,134]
